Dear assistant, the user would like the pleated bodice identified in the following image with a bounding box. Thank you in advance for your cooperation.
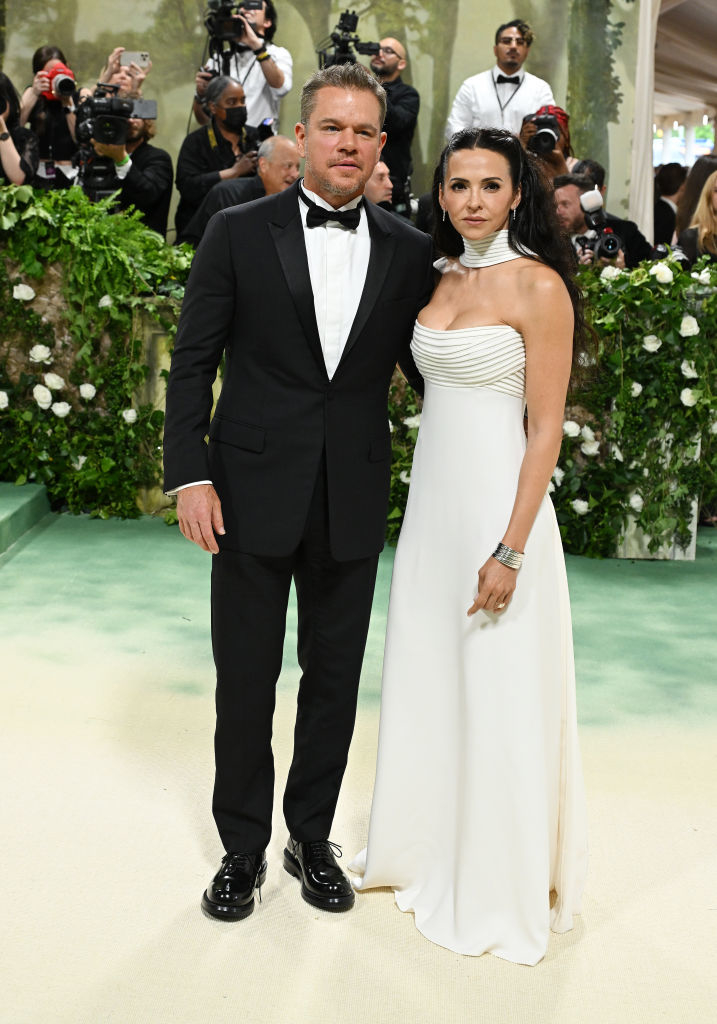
[411,321,526,399]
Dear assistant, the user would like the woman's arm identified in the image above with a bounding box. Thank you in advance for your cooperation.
[0,118,28,183]
[20,73,49,125]
[468,269,574,616]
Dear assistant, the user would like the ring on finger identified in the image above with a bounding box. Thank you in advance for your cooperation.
[496,602,506,610]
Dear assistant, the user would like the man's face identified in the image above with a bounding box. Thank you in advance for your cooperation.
[370,38,406,81]
[364,161,393,205]
[554,185,587,234]
[295,86,386,205]
[493,29,530,73]
[126,117,145,143]
[236,1,271,38]
[259,137,301,194]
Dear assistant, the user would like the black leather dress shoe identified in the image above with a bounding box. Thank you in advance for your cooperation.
[283,837,355,912]
[201,851,267,920]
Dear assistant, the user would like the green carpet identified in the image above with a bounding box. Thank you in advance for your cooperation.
[3,513,715,728]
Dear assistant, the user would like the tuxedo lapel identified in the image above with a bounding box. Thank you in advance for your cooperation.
[339,203,396,365]
[268,184,327,378]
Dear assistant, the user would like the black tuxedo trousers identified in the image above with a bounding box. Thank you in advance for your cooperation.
[163,183,433,851]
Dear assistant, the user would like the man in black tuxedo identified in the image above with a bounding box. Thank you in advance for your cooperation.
[163,62,433,921]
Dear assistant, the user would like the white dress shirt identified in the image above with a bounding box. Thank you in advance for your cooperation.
[169,182,370,494]
[445,66,555,138]
[299,183,370,380]
[208,43,293,129]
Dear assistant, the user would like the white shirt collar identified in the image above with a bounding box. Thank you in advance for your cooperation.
[493,66,525,83]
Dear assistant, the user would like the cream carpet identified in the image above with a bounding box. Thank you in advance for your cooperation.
[2,516,716,1023]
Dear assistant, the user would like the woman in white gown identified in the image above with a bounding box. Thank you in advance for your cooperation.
[350,128,589,966]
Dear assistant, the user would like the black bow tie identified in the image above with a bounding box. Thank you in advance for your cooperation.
[496,74,520,85]
[300,186,362,230]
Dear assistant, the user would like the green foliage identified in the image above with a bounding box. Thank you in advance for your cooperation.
[386,254,717,558]
[0,186,192,518]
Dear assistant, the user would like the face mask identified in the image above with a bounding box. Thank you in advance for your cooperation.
[222,105,247,132]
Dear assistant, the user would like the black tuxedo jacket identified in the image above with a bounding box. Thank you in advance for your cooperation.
[163,181,434,560]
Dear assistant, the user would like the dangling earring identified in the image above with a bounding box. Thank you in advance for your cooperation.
[442,208,447,222]
[510,207,516,226]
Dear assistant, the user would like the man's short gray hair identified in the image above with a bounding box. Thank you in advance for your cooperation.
[300,63,386,127]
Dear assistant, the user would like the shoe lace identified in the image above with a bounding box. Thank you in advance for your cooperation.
[306,840,343,863]
[222,852,264,902]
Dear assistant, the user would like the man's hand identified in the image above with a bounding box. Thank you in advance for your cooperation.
[91,139,127,162]
[177,484,225,554]
[195,69,213,98]
[233,13,263,51]
[599,248,626,270]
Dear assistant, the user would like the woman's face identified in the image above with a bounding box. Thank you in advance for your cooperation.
[440,147,519,240]
[211,82,247,122]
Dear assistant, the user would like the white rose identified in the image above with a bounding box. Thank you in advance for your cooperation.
[79,383,97,400]
[642,335,662,352]
[643,467,650,477]
[547,480,555,494]
[402,414,421,430]
[649,262,674,284]
[13,283,36,301]
[679,315,699,337]
[44,372,65,390]
[399,471,411,485]
[121,408,138,424]
[51,401,71,418]
[571,499,589,516]
[600,265,622,281]
[562,420,581,437]
[680,388,697,407]
[630,381,643,397]
[691,269,711,285]
[580,440,600,456]
[612,444,623,462]
[0,390,8,410]
[629,493,644,513]
[29,344,52,364]
[98,294,113,308]
[552,466,565,486]
[710,421,717,436]
[72,455,87,470]
[580,424,595,442]
[33,384,52,410]
[680,360,698,379]
[388,420,394,433]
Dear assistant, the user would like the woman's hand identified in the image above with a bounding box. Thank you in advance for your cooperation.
[32,71,51,97]
[467,556,518,616]
[100,47,125,82]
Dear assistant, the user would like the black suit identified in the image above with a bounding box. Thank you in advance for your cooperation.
[604,213,653,268]
[116,141,173,238]
[653,197,676,247]
[164,181,433,852]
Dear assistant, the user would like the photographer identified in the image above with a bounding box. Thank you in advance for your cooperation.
[193,1,292,132]
[179,133,299,245]
[0,73,39,185]
[572,159,654,267]
[519,104,573,179]
[90,115,173,238]
[369,37,418,218]
[20,45,81,189]
[98,47,152,99]
[176,76,258,239]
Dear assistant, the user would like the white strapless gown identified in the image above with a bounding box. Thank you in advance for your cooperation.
[350,321,588,966]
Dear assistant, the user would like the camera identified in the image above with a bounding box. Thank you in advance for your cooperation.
[316,9,379,68]
[205,0,262,43]
[74,84,158,200]
[41,62,76,101]
[526,113,561,155]
[576,188,622,261]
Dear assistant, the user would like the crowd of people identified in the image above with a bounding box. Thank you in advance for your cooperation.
[1,7,715,262]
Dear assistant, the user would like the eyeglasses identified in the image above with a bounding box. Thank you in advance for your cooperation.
[378,46,399,56]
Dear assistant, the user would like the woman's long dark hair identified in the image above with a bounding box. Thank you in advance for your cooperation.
[0,73,21,129]
[432,128,591,363]
[32,45,67,74]
[675,154,717,236]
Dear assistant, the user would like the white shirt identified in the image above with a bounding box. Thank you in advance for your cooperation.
[445,66,555,138]
[208,42,293,129]
[299,184,370,380]
[169,182,370,493]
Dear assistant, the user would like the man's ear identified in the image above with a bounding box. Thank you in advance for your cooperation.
[295,121,306,157]
[397,58,407,74]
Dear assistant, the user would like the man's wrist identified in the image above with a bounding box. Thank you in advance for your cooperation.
[115,153,130,166]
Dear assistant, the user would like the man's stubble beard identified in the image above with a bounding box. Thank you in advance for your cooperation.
[303,141,373,200]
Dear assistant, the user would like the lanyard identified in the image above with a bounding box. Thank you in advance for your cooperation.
[492,73,524,125]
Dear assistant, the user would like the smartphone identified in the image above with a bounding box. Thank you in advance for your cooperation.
[120,51,151,69]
